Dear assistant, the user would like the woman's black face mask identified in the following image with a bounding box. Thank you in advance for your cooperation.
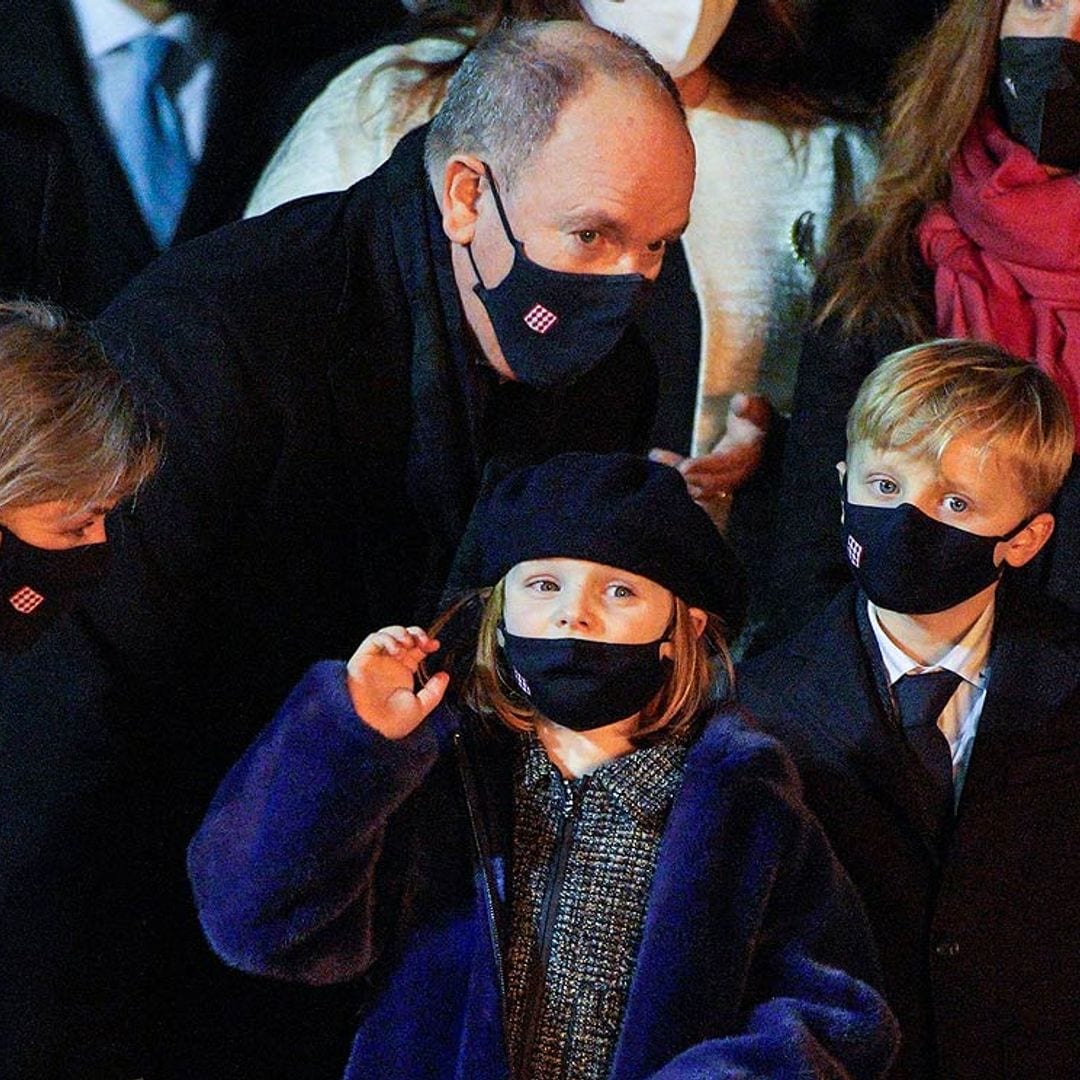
[0,528,110,653]
[998,36,1080,170]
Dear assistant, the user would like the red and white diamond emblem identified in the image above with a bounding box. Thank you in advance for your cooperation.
[523,303,558,335]
[9,586,45,614]
[846,535,863,568]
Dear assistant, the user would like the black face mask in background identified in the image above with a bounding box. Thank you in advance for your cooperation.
[0,528,110,653]
[842,498,1030,615]
[500,628,670,731]
[466,164,653,390]
[998,37,1080,171]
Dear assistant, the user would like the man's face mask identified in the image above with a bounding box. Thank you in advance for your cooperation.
[842,495,1031,615]
[499,627,670,731]
[0,528,110,653]
[580,0,736,79]
[466,164,654,390]
[998,36,1080,170]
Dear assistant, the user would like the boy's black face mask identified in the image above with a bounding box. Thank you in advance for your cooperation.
[842,497,1030,615]
[998,37,1080,170]
[466,164,653,390]
[499,628,669,732]
[0,528,110,653]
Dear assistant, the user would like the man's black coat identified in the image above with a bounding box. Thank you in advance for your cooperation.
[738,583,1080,1080]
[1,124,657,1080]
[0,96,79,301]
[0,0,406,315]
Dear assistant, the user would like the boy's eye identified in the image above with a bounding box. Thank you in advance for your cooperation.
[607,583,635,599]
[646,239,667,253]
[871,478,899,496]
[575,230,599,245]
[945,495,969,513]
[529,579,560,593]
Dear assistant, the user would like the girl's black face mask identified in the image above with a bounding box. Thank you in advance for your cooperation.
[998,37,1080,170]
[466,164,654,390]
[0,528,110,653]
[842,496,1030,615]
[499,628,669,732]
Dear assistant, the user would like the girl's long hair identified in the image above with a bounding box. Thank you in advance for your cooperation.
[820,0,1006,340]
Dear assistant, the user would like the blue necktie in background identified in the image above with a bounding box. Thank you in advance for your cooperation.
[113,33,193,248]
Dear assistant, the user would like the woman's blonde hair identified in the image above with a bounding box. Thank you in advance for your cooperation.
[428,578,734,747]
[847,340,1076,512]
[820,0,1007,338]
[0,300,162,512]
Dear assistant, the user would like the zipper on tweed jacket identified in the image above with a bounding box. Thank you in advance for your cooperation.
[515,775,591,1077]
[453,731,509,1014]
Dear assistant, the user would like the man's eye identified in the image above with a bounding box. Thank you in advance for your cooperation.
[646,239,667,253]
[575,230,599,245]
[530,579,559,592]
[945,496,969,513]
[609,584,634,599]
[872,478,898,496]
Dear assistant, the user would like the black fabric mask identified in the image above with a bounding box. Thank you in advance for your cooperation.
[466,164,653,389]
[0,529,110,653]
[842,497,1030,615]
[998,37,1080,170]
[500,628,669,731]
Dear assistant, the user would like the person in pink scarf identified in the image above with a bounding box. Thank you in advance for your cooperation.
[762,0,1080,649]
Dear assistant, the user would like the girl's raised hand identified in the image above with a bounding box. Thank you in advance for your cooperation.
[345,626,449,739]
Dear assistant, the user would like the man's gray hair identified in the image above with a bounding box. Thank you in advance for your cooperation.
[425,19,684,188]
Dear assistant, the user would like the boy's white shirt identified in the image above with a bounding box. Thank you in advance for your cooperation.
[867,597,994,805]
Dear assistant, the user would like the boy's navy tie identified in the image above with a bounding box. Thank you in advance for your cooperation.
[895,669,963,830]
[113,33,193,249]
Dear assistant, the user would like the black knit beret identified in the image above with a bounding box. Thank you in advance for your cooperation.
[468,452,746,630]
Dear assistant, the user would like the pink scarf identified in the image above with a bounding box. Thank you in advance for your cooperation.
[918,108,1080,447]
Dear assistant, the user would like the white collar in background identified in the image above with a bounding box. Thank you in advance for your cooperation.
[68,0,201,60]
[868,596,994,691]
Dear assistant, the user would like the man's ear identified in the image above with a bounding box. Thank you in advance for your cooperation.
[999,511,1056,569]
[441,156,485,244]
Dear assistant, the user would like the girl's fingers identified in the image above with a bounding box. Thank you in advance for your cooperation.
[363,626,440,657]
[415,671,450,717]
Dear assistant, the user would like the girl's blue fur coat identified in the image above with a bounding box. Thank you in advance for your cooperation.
[189,661,898,1079]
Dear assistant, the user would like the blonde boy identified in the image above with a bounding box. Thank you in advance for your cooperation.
[740,340,1079,1080]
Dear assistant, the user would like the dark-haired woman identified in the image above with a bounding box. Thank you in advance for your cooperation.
[767,0,1080,644]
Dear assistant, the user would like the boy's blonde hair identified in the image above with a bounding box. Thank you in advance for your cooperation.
[0,301,162,512]
[429,579,734,746]
[847,340,1075,512]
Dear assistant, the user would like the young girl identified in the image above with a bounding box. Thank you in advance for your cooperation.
[188,452,898,1080]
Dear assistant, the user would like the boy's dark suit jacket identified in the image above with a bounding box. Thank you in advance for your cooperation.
[738,581,1080,1080]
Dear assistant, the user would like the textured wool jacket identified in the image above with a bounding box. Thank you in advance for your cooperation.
[189,661,899,1080]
